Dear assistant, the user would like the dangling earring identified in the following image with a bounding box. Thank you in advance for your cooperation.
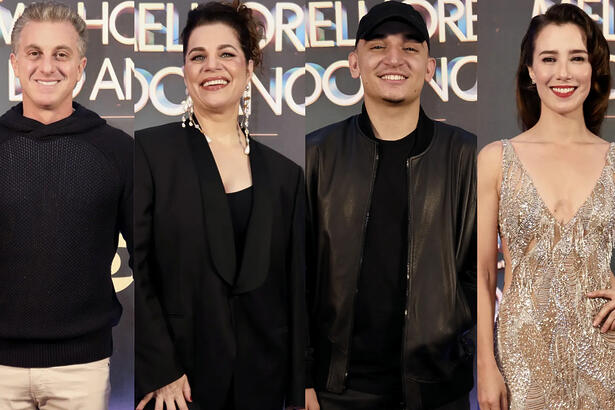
[181,93,211,142]
[240,83,251,155]
[181,95,190,127]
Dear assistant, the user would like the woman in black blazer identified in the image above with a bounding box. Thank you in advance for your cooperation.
[134,2,305,409]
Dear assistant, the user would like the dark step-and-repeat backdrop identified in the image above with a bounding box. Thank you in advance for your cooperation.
[0,1,613,409]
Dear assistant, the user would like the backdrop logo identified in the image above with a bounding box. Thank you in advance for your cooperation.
[0,1,478,111]
[306,0,478,104]
[131,0,479,115]
[133,2,308,116]
[111,235,132,293]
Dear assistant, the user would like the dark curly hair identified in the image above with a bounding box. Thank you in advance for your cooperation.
[180,0,263,68]
[516,4,611,135]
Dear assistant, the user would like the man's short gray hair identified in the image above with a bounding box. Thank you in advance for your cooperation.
[11,1,87,57]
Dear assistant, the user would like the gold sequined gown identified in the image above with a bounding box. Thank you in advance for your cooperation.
[495,140,615,409]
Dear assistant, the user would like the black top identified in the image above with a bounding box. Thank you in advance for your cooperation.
[227,186,253,284]
[347,106,430,397]
[0,103,133,367]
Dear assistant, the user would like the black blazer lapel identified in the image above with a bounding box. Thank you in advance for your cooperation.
[234,142,272,294]
[186,127,236,287]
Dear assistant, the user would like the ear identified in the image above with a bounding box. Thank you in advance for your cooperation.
[527,66,536,83]
[246,59,254,87]
[424,56,436,83]
[10,53,18,78]
[77,56,87,78]
[182,64,187,88]
[348,49,360,79]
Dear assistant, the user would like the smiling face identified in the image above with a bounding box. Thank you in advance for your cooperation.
[183,23,253,116]
[528,23,592,119]
[349,30,435,108]
[10,20,86,121]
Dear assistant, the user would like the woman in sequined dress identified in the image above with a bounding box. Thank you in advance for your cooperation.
[477,4,615,409]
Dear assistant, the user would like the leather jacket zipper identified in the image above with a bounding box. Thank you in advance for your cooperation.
[344,145,379,385]
[401,158,411,409]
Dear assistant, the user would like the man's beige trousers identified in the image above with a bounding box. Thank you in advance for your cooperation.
[0,358,110,409]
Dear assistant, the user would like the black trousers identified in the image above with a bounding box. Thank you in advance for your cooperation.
[317,389,470,410]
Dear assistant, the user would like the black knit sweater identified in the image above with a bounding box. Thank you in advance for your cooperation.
[0,103,133,367]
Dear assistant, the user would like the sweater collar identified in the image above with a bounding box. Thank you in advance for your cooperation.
[0,102,105,138]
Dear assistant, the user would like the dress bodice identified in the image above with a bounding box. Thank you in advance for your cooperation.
[496,139,615,408]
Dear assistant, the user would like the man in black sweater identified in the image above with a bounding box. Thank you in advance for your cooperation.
[305,2,476,409]
[0,3,132,409]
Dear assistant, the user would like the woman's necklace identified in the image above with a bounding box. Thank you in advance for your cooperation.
[199,123,250,155]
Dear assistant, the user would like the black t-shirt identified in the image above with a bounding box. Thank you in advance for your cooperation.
[347,106,431,398]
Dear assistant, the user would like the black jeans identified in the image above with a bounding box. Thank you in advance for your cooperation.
[317,389,470,410]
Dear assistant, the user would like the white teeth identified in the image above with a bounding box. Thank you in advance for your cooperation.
[552,87,574,93]
[36,80,59,85]
[381,74,406,81]
[202,79,228,86]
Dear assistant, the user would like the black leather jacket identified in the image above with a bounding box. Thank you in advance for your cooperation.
[305,109,476,409]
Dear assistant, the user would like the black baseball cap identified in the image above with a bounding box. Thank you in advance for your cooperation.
[355,1,429,48]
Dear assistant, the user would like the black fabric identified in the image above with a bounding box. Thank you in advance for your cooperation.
[317,390,470,410]
[347,108,420,397]
[134,123,305,410]
[0,102,133,367]
[364,20,425,44]
[227,186,253,284]
[305,109,477,408]
[355,1,429,48]
[318,388,404,410]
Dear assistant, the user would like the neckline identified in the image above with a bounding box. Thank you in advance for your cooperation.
[505,140,614,230]
[226,185,253,196]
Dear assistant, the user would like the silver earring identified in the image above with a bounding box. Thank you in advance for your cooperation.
[241,83,251,155]
[181,95,193,127]
[181,94,211,142]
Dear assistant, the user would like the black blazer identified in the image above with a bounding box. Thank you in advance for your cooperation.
[134,123,305,409]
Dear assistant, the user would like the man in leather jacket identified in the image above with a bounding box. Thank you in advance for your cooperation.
[304,2,476,409]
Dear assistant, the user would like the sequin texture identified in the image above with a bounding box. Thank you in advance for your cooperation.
[496,140,615,409]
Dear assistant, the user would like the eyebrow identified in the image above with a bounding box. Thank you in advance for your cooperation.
[187,44,240,55]
[24,44,73,52]
[538,49,588,55]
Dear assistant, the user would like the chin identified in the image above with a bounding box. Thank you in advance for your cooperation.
[196,94,235,108]
[28,97,57,108]
[545,102,584,117]
[382,97,406,104]
[202,98,240,112]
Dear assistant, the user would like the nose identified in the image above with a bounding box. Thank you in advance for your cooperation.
[383,46,403,66]
[556,59,571,80]
[39,54,55,75]
[203,54,220,71]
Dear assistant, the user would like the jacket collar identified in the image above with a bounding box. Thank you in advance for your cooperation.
[186,126,272,294]
[357,103,434,156]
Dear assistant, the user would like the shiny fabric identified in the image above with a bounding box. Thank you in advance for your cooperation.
[496,140,615,409]
[306,111,476,409]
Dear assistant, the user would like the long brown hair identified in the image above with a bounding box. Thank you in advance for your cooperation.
[516,4,610,134]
